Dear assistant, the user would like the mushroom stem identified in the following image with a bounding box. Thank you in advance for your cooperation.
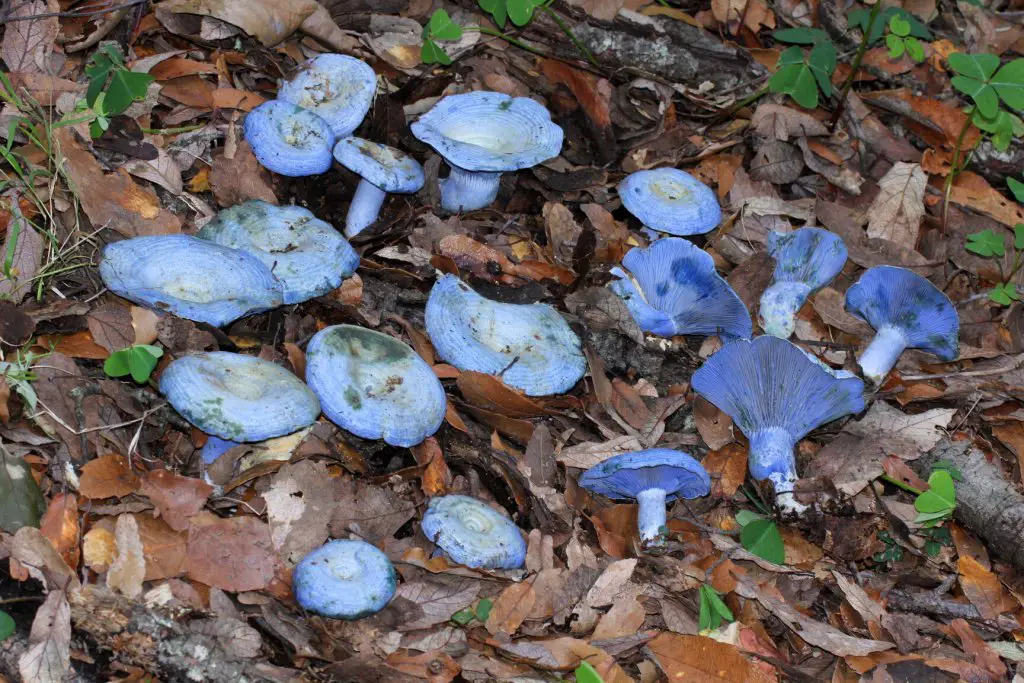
[636,487,669,545]
[858,325,908,384]
[750,428,809,515]
[345,178,387,237]
[759,282,811,339]
[440,165,502,212]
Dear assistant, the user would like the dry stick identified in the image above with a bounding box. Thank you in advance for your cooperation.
[939,115,975,235]
[829,0,882,129]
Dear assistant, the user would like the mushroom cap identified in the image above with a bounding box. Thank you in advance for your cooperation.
[196,200,359,304]
[845,265,959,360]
[578,449,711,501]
[410,91,563,172]
[609,237,752,339]
[277,54,376,138]
[99,234,283,327]
[692,335,865,441]
[425,274,586,396]
[293,539,397,619]
[333,137,425,193]
[420,495,526,570]
[199,436,238,466]
[619,168,721,235]
[767,228,847,291]
[243,100,335,177]
[304,325,446,447]
[159,352,321,442]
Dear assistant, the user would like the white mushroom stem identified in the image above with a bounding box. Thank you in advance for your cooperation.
[749,429,807,515]
[857,325,908,385]
[439,166,502,212]
[759,282,811,339]
[345,178,388,237]
[636,487,668,545]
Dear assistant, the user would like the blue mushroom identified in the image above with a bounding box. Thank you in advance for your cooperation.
[277,54,376,138]
[99,234,283,327]
[692,336,865,513]
[293,539,397,619]
[196,200,359,304]
[160,352,321,442]
[619,168,721,236]
[411,91,563,212]
[305,325,446,447]
[760,228,848,339]
[578,449,710,546]
[845,265,959,385]
[332,137,425,238]
[243,100,335,177]
[609,237,752,340]
[199,436,238,466]
[420,495,526,570]
[425,274,586,396]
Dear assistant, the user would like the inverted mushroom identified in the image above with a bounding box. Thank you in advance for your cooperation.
[410,91,563,212]
[609,237,752,339]
[197,200,359,304]
[692,336,865,513]
[760,228,848,339]
[277,54,376,138]
[425,274,586,396]
[244,100,335,177]
[578,449,711,546]
[293,539,397,619]
[844,265,959,384]
[305,325,446,447]
[99,234,283,327]
[160,352,320,442]
[619,168,721,236]
[420,495,526,570]
[332,137,425,238]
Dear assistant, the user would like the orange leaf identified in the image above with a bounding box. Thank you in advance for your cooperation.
[957,555,1016,620]
[703,443,748,498]
[949,171,1024,228]
[134,514,187,581]
[79,454,140,499]
[36,331,109,359]
[456,372,548,418]
[410,436,452,496]
[648,632,778,683]
[186,512,275,592]
[485,581,537,635]
[139,469,213,532]
[39,493,79,570]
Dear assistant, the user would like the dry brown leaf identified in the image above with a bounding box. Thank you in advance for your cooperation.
[139,469,213,532]
[36,331,109,360]
[38,493,79,572]
[82,528,116,573]
[11,527,80,592]
[79,454,141,499]
[18,589,71,683]
[950,618,1007,679]
[210,142,277,207]
[957,555,1016,620]
[557,436,644,470]
[385,650,461,683]
[485,581,537,635]
[543,202,583,265]
[264,459,335,564]
[648,632,777,683]
[330,478,415,543]
[750,104,829,140]
[2,0,59,74]
[866,162,926,248]
[0,213,43,304]
[186,512,276,592]
[87,304,135,353]
[134,514,187,581]
[107,513,145,598]
[703,443,747,498]
[456,372,549,418]
[393,578,480,631]
[411,437,452,496]
[591,590,645,640]
[694,396,734,450]
[948,171,1024,228]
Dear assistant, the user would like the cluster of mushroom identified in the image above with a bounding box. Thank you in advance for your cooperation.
[608,169,960,513]
[245,55,564,235]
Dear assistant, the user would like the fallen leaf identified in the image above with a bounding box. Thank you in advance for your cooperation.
[385,650,461,683]
[134,514,187,581]
[591,590,645,640]
[264,459,335,564]
[210,142,277,207]
[139,469,213,532]
[557,436,644,470]
[330,478,415,543]
[866,162,926,249]
[751,103,829,140]
[948,171,1024,228]
[0,300,36,346]
[694,396,735,450]
[87,304,135,353]
[648,632,777,683]
[186,512,275,592]
[82,527,117,573]
[11,527,79,592]
[486,581,537,635]
[457,372,549,418]
[957,555,1016,620]
[703,443,748,498]
[411,437,452,496]
[18,589,71,683]
[38,493,79,571]
[393,577,480,631]
[79,455,141,499]
[2,0,59,74]
[950,618,1007,679]
[844,402,955,459]
[106,513,145,598]
[0,213,43,303]
[36,330,109,360]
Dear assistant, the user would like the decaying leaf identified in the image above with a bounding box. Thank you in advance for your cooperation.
[866,162,927,249]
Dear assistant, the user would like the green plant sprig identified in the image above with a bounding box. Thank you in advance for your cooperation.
[964,224,1024,305]
[78,44,154,138]
[103,344,163,384]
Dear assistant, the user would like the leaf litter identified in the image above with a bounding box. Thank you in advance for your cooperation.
[0,0,1023,681]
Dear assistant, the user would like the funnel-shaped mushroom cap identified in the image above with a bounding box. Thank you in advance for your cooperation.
[609,237,752,339]
[578,449,711,501]
[411,91,563,172]
[845,266,959,383]
[420,495,526,569]
[305,325,446,447]
[243,100,334,177]
[692,336,864,502]
[760,228,848,338]
[333,137,425,193]
[425,275,586,396]
[197,201,358,304]
[277,54,376,138]
[293,539,397,619]
[619,168,721,236]
[99,235,283,327]
[160,352,320,442]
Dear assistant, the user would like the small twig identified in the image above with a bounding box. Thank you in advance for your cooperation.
[829,0,882,129]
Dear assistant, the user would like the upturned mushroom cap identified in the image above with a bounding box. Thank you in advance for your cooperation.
[618,168,721,235]
[692,336,864,497]
[609,237,752,339]
[420,495,526,570]
[243,100,335,177]
[333,137,425,193]
[410,91,563,172]
[196,201,359,304]
[159,352,320,442]
[578,449,711,501]
[845,265,959,360]
[760,228,848,338]
[425,274,586,396]
[277,54,376,138]
[293,539,397,619]
[99,234,283,327]
[304,325,446,447]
